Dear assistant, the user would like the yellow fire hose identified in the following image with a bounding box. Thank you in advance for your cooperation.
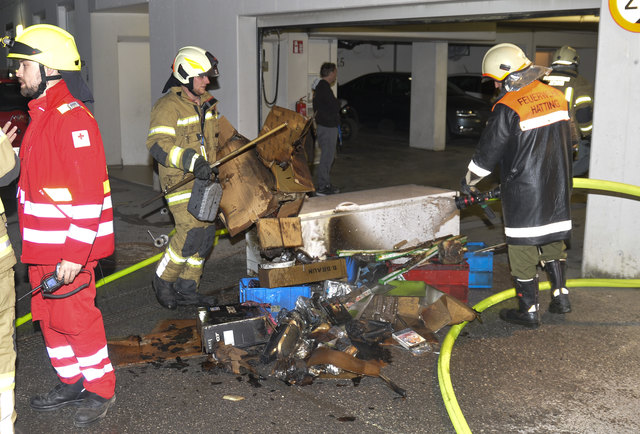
[15,178,640,429]
[15,228,229,327]
[438,177,640,433]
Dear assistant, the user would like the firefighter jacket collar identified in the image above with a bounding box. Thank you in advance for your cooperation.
[171,86,217,108]
[551,65,578,78]
[28,79,72,113]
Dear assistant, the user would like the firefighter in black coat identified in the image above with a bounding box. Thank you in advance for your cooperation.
[461,43,577,327]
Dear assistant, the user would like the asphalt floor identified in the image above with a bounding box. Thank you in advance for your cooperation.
[5,127,640,433]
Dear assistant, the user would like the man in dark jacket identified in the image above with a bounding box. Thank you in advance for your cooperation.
[312,62,340,196]
[461,43,576,328]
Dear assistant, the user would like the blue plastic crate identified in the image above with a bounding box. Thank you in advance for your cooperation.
[464,242,493,288]
[239,278,311,315]
[344,257,359,284]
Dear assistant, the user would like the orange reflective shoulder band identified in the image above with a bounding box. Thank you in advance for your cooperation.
[498,82,569,131]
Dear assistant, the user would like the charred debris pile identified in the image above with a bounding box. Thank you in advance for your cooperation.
[199,235,480,398]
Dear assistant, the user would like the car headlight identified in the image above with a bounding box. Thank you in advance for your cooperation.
[455,109,477,118]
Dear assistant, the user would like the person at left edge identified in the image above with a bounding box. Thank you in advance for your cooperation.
[6,24,116,427]
[0,120,19,434]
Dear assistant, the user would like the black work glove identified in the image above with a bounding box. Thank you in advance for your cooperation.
[192,156,212,180]
[211,166,219,177]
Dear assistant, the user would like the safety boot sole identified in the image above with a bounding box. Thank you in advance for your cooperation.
[73,395,116,427]
[499,308,540,328]
[548,301,572,314]
[30,395,85,412]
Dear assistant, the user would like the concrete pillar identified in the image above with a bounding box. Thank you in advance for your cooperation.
[581,0,640,278]
[410,41,447,151]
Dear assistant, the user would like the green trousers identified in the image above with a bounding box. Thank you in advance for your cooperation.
[508,240,567,280]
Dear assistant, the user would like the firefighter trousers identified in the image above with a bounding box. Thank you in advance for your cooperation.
[29,263,115,399]
[155,200,217,287]
[508,240,567,280]
[0,269,16,432]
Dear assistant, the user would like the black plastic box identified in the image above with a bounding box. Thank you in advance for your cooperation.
[197,304,272,353]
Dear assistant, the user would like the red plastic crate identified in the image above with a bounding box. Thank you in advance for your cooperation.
[398,263,469,303]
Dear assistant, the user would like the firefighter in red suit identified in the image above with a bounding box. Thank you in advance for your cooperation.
[7,24,116,427]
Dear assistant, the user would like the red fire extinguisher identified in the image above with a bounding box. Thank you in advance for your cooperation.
[295,98,307,117]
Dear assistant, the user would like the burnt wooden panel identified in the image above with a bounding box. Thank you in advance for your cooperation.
[217,118,278,237]
[108,319,202,367]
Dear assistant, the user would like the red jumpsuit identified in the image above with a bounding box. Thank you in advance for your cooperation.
[18,80,115,399]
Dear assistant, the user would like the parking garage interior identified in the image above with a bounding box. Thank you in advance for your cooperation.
[0,0,636,313]
[1,1,640,431]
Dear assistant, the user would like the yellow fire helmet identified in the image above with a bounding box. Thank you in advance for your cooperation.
[172,46,219,84]
[6,24,81,71]
[482,43,532,82]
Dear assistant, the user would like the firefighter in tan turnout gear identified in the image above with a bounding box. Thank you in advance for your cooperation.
[542,45,594,176]
[147,46,220,309]
[0,122,19,433]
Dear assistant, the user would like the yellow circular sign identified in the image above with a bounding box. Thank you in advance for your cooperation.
[610,0,640,32]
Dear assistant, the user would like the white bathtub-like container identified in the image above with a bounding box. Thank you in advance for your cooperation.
[246,184,459,274]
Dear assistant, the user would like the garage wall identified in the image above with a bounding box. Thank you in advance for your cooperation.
[338,43,412,84]
[307,38,339,118]
[117,39,151,166]
[260,34,337,123]
[582,0,640,278]
[90,12,150,166]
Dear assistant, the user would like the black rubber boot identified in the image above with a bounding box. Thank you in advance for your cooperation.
[499,277,540,328]
[73,391,116,427]
[153,275,177,310]
[30,379,85,411]
[546,260,572,314]
[175,278,218,307]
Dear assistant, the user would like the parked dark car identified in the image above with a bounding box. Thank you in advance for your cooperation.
[0,77,29,148]
[338,72,491,138]
[448,73,499,103]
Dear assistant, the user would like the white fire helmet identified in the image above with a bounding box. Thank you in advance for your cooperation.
[172,46,219,84]
[482,43,532,82]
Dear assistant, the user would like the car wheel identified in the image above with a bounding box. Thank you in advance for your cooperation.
[341,118,358,142]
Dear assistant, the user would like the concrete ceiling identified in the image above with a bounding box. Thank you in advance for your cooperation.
[265,12,600,42]
[93,2,149,14]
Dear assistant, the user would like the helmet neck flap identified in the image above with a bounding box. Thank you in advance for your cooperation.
[503,65,552,92]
